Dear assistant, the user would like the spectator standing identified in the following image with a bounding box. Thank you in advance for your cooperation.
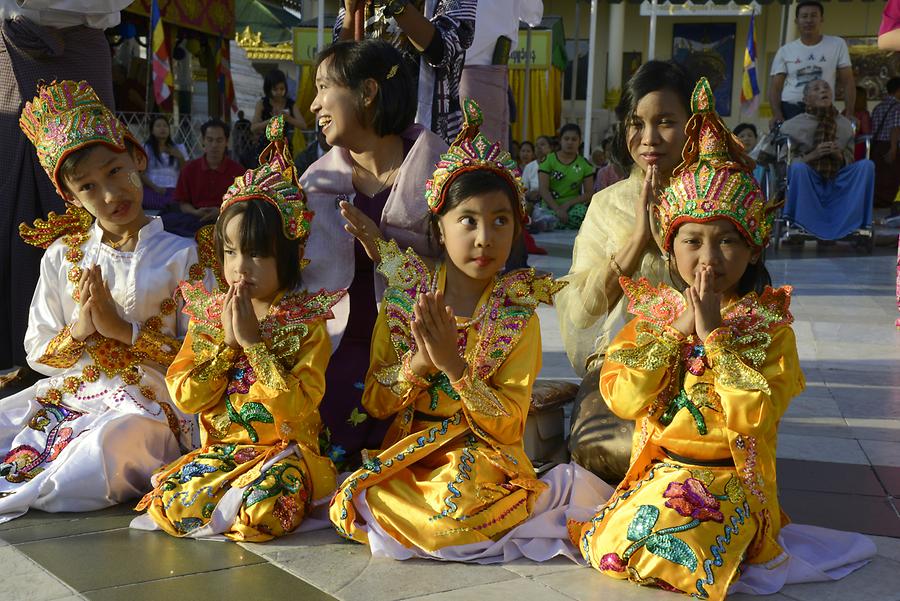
[231,110,256,168]
[141,115,186,211]
[780,79,874,240]
[166,119,245,237]
[458,0,543,149]
[538,123,595,229]
[870,77,900,213]
[768,1,854,126]
[336,0,477,145]
[251,69,306,157]
[0,0,131,373]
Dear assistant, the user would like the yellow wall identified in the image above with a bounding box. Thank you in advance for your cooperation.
[543,0,885,135]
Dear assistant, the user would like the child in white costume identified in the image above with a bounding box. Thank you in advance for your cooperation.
[0,81,198,522]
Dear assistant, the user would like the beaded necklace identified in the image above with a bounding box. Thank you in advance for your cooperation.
[37,231,180,408]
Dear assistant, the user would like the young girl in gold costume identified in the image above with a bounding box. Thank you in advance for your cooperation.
[575,79,873,598]
[133,119,344,541]
[328,100,567,559]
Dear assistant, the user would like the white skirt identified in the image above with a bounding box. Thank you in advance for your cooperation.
[0,369,188,522]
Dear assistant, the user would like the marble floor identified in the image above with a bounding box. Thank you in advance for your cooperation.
[2,228,899,601]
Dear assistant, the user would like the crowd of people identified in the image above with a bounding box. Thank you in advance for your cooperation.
[0,0,896,599]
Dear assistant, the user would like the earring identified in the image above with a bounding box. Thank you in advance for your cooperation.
[129,171,142,189]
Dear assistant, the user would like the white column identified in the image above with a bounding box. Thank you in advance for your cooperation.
[318,0,326,52]
[784,5,797,44]
[583,0,599,157]
[606,2,624,109]
[648,0,658,60]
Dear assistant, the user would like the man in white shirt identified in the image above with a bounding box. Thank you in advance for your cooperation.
[0,0,131,374]
[458,0,543,149]
[768,0,855,127]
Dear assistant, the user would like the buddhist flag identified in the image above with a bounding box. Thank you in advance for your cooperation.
[741,14,760,116]
[150,0,173,106]
[216,37,238,117]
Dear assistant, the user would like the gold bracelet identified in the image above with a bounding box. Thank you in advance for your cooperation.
[609,254,625,277]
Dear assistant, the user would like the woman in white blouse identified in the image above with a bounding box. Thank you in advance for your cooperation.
[141,116,186,211]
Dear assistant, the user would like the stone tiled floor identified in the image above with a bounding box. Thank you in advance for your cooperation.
[2,228,899,600]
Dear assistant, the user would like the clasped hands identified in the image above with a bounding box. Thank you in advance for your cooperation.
[409,291,466,384]
[222,282,262,350]
[671,266,723,342]
[71,265,133,345]
[339,200,466,382]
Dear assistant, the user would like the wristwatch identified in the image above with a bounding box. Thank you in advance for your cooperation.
[382,0,408,18]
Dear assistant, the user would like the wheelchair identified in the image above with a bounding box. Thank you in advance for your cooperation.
[759,123,876,254]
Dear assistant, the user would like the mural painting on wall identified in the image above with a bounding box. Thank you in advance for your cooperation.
[672,23,736,116]
[837,37,900,101]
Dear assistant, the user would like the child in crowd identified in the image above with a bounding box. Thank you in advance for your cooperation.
[0,80,198,522]
[575,79,872,598]
[329,100,566,558]
[133,119,344,541]
[538,123,596,229]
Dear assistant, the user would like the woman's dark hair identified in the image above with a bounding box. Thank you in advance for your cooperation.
[733,123,758,138]
[559,123,582,139]
[144,115,176,166]
[315,39,416,137]
[667,225,772,297]
[608,60,693,173]
[215,199,302,292]
[263,69,289,100]
[427,170,523,252]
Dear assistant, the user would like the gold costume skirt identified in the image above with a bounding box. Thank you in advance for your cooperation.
[137,442,313,542]
[331,415,544,553]
[578,461,758,601]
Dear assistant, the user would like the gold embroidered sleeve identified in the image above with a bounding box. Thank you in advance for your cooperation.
[37,325,85,369]
[608,321,685,371]
[132,327,181,367]
[374,351,427,399]
[705,327,770,393]
[191,344,237,382]
[451,371,511,418]
[245,342,289,392]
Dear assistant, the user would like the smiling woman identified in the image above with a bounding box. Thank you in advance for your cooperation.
[299,39,447,470]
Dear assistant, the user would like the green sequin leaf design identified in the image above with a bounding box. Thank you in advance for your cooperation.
[427,372,461,410]
[225,396,274,444]
[627,505,659,541]
[645,532,698,572]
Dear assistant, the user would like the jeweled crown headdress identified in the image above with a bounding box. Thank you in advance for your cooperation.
[425,98,527,221]
[19,80,143,199]
[221,115,314,246]
[656,78,776,250]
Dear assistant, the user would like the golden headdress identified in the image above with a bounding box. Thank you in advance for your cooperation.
[656,78,777,250]
[220,115,313,246]
[19,80,144,199]
[424,98,527,221]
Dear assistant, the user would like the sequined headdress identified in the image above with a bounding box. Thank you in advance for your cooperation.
[19,80,144,199]
[220,116,313,246]
[425,98,527,221]
[656,78,777,250]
